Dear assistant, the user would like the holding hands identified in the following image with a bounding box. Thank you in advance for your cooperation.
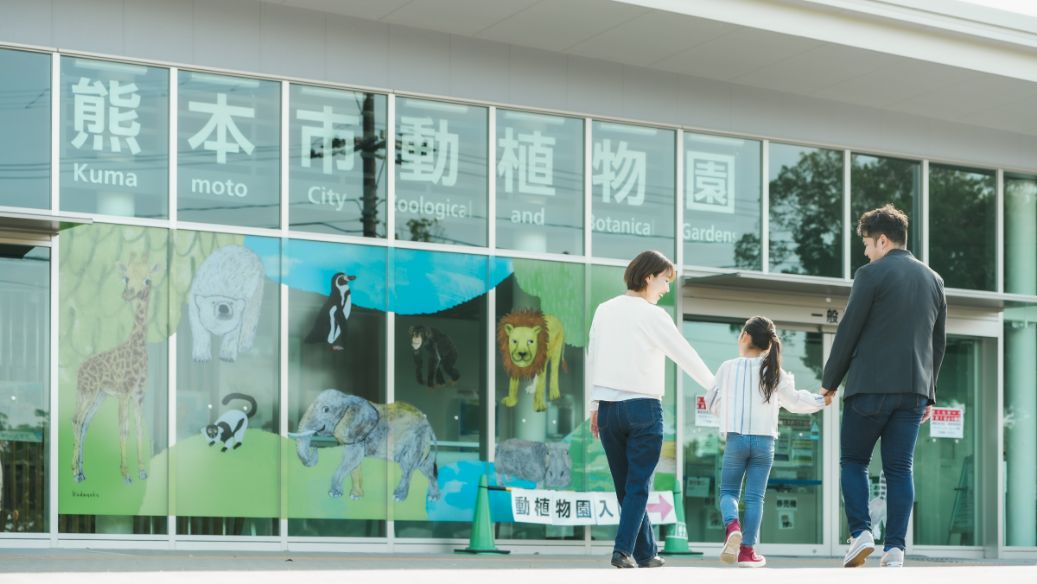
[820,388,836,406]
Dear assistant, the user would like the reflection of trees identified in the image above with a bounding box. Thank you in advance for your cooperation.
[850,156,921,275]
[928,167,996,290]
[406,218,442,242]
[763,149,843,276]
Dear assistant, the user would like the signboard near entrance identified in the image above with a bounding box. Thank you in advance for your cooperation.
[930,407,964,439]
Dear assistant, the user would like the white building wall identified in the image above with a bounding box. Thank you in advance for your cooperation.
[2,0,1036,171]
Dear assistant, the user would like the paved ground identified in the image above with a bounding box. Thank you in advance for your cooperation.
[0,550,1034,583]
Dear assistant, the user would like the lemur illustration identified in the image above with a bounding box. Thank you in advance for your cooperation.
[202,392,257,452]
[409,326,461,388]
[305,272,357,351]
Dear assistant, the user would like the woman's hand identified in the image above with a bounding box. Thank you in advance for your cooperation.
[591,411,599,439]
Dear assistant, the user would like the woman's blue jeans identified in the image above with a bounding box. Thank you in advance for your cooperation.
[598,398,663,562]
[719,432,775,547]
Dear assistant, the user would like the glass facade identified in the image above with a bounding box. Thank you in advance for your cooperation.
[768,143,843,277]
[929,164,996,291]
[0,48,50,209]
[0,43,1033,555]
[850,154,922,274]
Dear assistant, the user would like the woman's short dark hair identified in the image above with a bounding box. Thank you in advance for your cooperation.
[857,204,909,246]
[624,250,676,291]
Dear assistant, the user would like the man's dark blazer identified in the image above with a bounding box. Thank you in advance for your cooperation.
[822,249,947,403]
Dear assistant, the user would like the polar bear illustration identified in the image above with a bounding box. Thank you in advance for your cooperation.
[189,245,265,362]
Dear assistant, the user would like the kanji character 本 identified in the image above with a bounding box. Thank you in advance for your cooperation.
[555,499,572,519]
[297,105,359,175]
[686,152,736,214]
[71,78,142,155]
[514,496,530,517]
[575,499,592,519]
[187,93,256,164]
[498,127,556,196]
[398,116,458,186]
[593,138,645,206]
[534,497,550,517]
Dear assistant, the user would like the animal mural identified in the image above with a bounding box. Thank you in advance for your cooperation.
[188,245,265,363]
[497,310,566,412]
[71,253,160,484]
[495,438,572,489]
[288,389,440,503]
[202,393,257,452]
[408,325,461,388]
[305,272,357,351]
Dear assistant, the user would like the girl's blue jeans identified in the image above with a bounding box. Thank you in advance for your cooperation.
[719,432,775,546]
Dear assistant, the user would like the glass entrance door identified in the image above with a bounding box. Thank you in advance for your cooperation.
[0,242,50,534]
[681,318,826,550]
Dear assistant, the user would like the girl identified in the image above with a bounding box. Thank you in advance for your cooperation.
[705,316,827,568]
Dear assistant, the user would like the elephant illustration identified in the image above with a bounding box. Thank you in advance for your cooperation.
[288,389,440,503]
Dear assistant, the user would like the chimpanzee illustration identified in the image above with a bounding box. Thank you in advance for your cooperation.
[408,325,460,388]
[305,272,357,351]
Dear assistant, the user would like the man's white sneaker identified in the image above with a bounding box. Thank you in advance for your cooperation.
[880,548,904,567]
[843,531,876,568]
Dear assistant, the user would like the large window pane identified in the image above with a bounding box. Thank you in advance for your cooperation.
[392,249,495,538]
[913,336,990,545]
[850,154,921,275]
[1004,174,1037,296]
[768,143,843,277]
[493,259,585,540]
[285,239,387,537]
[172,232,280,535]
[591,122,675,261]
[495,110,583,255]
[1004,307,1037,546]
[178,72,280,229]
[60,57,169,219]
[929,164,995,291]
[0,245,49,532]
[58,224,168,534]
[0,48,50,209]
[394,98,487,247]
[289,85,387,238]
[683,133,761,270]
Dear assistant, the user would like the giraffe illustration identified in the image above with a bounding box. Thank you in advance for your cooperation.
[71,253,160,484]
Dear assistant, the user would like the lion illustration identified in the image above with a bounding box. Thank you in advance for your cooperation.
[497,310,566,412]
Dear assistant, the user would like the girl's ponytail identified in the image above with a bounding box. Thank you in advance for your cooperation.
[743,316,782,402]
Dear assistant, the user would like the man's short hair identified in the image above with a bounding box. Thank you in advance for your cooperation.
[857,204,909,246]
[624,250,676,291]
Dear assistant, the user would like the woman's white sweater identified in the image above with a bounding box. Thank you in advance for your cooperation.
[588,294,714,401]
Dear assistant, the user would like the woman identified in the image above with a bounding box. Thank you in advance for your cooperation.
[588,250,714,569]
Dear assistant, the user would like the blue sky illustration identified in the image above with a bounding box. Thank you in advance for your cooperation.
[244,237,512,314]
[426,461,518,522]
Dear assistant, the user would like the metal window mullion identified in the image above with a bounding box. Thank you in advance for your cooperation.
[48,239,58,542]
[486,287,496,463]
[821,331,838,554]
[167,322,177,545]
[280,81,289,235]
[843,150,852,279]
[675,129,684,270]
[169,68,178,224]
[761,140,770,273]
[385,306,395,548]
[922,160,930,264]
[488,106,496,250]
[51,52,59,212]
[584,118,592,258]
[996,169,1004,293]
[278,277,289,548]
[387,95,396,243]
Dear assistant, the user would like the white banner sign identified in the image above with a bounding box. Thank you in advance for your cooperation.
[509,489,675,525]
[695,394,719,428]
[930,407,964,439]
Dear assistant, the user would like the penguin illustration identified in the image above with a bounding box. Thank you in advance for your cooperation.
[305,272,357,350]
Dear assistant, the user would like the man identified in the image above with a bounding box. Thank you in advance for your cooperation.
[821,205,946,569]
